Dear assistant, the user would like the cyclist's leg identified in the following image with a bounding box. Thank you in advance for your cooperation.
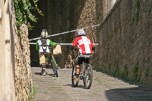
[39,53,47,75]
[45,54,49,66]
[47,53,51,66]
[75,57,83,76]
[41,64,46,75]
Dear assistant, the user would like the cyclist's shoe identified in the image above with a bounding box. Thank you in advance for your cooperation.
[57,66,60,69]
[42,72,47,76]
[41,69,47,76]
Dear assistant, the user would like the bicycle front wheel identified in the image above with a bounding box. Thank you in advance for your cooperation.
[83,64,93,89]
[52,66,59,77]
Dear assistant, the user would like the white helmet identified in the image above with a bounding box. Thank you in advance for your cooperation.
[77,29,85,36]
[41,29,48,38]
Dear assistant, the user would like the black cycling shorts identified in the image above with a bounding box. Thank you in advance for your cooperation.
[76,57,90,65]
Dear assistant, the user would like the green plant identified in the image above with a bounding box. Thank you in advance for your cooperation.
[133,0,141,23]
[145,68,150,78]
[124,64,128,77]
[28,86,36,101]
[132,62,139,81]
[113,64,120,77]
[121,64,128,79]
[13,0,43,30]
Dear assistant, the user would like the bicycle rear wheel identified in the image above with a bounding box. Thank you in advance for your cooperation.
[83,64,93,89]
[71,65,79,87]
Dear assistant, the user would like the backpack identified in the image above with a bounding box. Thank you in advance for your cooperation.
[38,38,50,54]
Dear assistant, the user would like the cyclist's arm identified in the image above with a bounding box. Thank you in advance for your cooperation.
[72,37,79,51]
[72,37,78,47]
[90,39,95,52]
[92,42,95,52]
[48,40,57,47]
[36,41,39,51]
[92,46,95,51]
[71,38,79,59]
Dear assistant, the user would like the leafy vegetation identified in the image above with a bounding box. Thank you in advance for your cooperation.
[28,86,36,101]
[13,0,43,30]
[132,62,139,81]
[132,0,141,23]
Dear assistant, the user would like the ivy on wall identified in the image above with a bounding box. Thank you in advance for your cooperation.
[13,0,43,30]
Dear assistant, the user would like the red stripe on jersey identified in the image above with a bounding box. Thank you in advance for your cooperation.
[72,36,94,54]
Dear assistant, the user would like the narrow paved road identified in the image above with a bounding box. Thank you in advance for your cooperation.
[32,67,152,101]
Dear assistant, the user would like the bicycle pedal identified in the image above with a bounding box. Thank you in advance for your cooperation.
[80,77,83,80]
[73,75,79,80]
[75,77,79,81]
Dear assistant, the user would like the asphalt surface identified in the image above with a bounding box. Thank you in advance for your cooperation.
[32,67,152,101]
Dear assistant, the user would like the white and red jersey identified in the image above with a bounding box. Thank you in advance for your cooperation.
[72,36,94,54]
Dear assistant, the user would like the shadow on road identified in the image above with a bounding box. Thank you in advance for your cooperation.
[105,86,152,101]
[35,72,42,75]
[63,84,84,89]
[34,72,57,77]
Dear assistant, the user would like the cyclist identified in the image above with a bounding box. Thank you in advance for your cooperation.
[71,28,95,79]
[36,29,57,76]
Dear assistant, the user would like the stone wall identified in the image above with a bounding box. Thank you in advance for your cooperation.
[102,0,117,18]
[95,0,152,84]
[14,24,33,101]
[76,0,96,36]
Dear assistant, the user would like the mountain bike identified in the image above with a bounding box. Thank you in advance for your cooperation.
[71,54,93,89]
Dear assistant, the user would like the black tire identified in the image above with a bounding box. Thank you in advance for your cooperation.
[53,66,59,77]
[71,65,79,87]
[55,70,58,77]
[83,64,93,89]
